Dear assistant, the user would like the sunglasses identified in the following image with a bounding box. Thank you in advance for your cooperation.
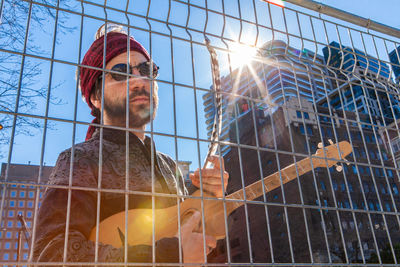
[108,61,159,81]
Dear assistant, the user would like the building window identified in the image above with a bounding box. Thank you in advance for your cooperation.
[19,191,25,198]
[299,125,305,134]
[385,202,392,212]
[6,232,12,238]
[348,183,354,192]
[8,210,14,217]
[375,202,381,211]
[28,191,34,198]
[332,180,338,191]
[387,169,394,178]
[7,221,12,227]
[371,185,376,193]
[375,168,383,177]
[306,126,313,135]
[368,201,375,210]
[5,242,10,249]
[18,201,24,207]
[352,166,357,174]
[392,184,399,195]
[340,182,346,192]
[369,150,376,159]
[320,180,326,191]
[9,200,15,207]
[354,148,360,158]
[10,191,16,197]
[27,201,33,208]
[3,253,9,260]
[326,128,333,138]
[27,211,32,218]
[363,182,369,193]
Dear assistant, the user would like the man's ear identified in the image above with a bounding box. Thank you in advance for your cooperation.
[90,92,101,110]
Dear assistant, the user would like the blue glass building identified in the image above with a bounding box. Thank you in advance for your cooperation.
[203,40,332,155]
[389,46,400,83]
[321,41,400,124]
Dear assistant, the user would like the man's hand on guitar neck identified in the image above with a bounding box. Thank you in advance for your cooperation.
[189,156,229,198]
[178,211,216,265]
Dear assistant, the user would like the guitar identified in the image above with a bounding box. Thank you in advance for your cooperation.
[89,140,352,248]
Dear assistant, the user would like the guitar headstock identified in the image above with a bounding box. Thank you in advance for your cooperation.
[312,140,352,168]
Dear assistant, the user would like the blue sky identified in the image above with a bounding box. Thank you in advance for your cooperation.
[3,0,400,172]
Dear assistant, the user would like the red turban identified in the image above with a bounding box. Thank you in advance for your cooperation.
[80,31,150,140]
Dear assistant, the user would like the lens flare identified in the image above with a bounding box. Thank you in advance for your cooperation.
[229,42,258,69]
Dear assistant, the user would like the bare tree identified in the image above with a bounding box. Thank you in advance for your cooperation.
[0,0,75,159]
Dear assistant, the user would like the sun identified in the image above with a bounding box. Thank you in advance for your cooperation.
[229,42,258,69]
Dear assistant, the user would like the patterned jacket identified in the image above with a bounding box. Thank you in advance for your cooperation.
[32,127,187,265]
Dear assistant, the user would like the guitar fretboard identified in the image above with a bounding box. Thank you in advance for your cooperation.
[225,156,315,214]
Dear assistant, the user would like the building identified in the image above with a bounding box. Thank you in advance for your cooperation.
[177,160,196,193]
[208,97,400,264]
[379,118,400,168]
[0,163,52,263]
[202,40,333,156]
[321,41,400,124]
[389,46,400,84]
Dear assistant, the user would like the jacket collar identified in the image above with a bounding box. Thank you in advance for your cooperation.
[92,127,153,149]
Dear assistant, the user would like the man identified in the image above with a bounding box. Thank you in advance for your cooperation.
[32,25,229,265]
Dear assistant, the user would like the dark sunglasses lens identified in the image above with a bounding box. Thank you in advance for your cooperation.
[138,62,158,78]
[110,64,128,81]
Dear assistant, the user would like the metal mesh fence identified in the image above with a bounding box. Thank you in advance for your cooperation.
[0,0,400,266]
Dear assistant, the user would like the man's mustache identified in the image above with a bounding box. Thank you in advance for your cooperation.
[130,88,150,99]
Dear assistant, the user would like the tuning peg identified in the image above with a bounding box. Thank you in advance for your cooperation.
[318,142,323,149]
[335,164,343,172]
[328,139,334,145]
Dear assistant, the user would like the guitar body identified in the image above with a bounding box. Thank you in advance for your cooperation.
[89,190,229,248]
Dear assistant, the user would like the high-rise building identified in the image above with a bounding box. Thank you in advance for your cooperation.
[203,40,333,155]
[209,97,400,264]
[321,41,400,123]
[389,46,400,84]
[0,163,52,263]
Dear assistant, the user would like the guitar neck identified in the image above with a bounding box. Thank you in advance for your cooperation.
[225,155,317,214]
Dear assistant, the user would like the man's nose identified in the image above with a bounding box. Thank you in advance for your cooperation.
[127,76,150,92]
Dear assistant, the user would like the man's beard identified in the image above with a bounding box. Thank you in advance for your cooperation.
[104,88,158,128]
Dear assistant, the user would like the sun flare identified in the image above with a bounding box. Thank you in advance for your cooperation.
[229,42,258,69]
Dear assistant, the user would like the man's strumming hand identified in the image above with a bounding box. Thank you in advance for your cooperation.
[178,211,216,265]
[189,156,229,198]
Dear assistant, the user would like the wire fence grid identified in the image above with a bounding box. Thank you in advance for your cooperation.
[0,0,400,266]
